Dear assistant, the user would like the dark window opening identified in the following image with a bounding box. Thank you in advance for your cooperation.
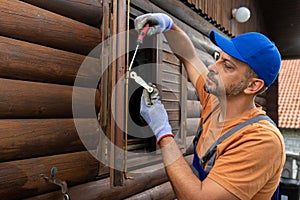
[127,19,157,154]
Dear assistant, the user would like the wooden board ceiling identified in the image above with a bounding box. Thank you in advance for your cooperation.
[259,0,300,59]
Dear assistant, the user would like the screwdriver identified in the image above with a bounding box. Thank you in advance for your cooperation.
[128,24,150,71]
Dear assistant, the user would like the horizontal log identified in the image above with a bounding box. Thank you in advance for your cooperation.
[0,78,100,118]
[187,82,199,100]
[0,118,100,162]
[127,152,163,172]
[27,156,193,200]
[125,182,175,200]
[0,0,100,55]
[0,151,99,200]
[0,36,100,86]
[20,0,103,27]
[149,0,223,37]
[187,118,200,136]
[187,100,201,118]
[26,168,168,200]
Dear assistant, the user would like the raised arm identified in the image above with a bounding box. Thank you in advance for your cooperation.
[164,24,208,86]
[134,13,208,87]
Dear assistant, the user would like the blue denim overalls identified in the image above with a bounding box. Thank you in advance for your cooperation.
[191,111,279,200]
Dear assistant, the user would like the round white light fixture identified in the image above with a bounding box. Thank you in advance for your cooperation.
[232,7,251,23]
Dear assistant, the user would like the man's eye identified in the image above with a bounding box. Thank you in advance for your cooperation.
[224,63,234,70]
[213,51,220,61]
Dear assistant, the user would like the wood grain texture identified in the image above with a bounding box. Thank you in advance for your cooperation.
[21,0,103,27]
[0,0,100,55]
[0,151,99,200]
[0,78,100,118]
[0,36,100,86]
[0,118,100,162]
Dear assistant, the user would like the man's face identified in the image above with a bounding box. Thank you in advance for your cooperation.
[204,51,251,97]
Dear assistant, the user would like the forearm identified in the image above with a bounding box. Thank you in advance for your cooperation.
[159,137,203,199]
[164,24,208,86]
[164,24,196,62]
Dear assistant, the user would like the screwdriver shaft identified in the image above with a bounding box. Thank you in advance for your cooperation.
[128,44,139,72]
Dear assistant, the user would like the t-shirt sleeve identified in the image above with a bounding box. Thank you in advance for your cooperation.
[207,125,284,199]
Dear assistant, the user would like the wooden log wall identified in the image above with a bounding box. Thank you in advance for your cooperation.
[0,0,103,199]
[0,0,101,55]
[0,36,100,86]
[0,152,99,199]
[0,119,100,162]
[20,0,103,27]
[26,155,194,200]
[177,0,266,36]
[0,0,269,199]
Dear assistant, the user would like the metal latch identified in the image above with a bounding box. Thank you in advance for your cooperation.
[41,167,70,200]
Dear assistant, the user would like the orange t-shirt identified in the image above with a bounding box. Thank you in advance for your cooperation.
[195,76,286,200]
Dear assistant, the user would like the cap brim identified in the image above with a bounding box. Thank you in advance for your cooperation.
[209,30,246,63]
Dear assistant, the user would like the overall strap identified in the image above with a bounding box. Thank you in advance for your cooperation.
[201,115,275,174]
[193,104,220,147]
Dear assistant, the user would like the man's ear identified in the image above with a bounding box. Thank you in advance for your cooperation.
[244,78,265,94]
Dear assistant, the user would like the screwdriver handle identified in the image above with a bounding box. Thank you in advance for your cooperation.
[136,24,150,44]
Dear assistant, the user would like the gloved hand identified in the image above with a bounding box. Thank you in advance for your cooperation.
[134,13,174,36]
[140,85,174,143]
[142,83,159,106]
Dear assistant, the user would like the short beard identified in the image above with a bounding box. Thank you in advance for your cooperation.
[204,82,224,96]
[225,78,248,96]
[204,77,248,97]
[204,72,222,95]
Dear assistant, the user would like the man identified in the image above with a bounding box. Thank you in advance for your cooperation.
[136,13,285,199]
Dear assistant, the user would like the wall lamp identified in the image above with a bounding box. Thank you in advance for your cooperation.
[232,7,251,23]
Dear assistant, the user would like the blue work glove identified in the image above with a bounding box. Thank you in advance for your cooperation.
[140,87,174,143]
[134,13,174,36]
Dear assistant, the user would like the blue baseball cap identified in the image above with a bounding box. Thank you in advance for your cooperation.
[209,30,281,87]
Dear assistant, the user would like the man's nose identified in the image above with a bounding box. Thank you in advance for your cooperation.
[207,63,218,73]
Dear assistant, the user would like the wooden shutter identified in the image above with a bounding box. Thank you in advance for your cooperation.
[156,35,188,153]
